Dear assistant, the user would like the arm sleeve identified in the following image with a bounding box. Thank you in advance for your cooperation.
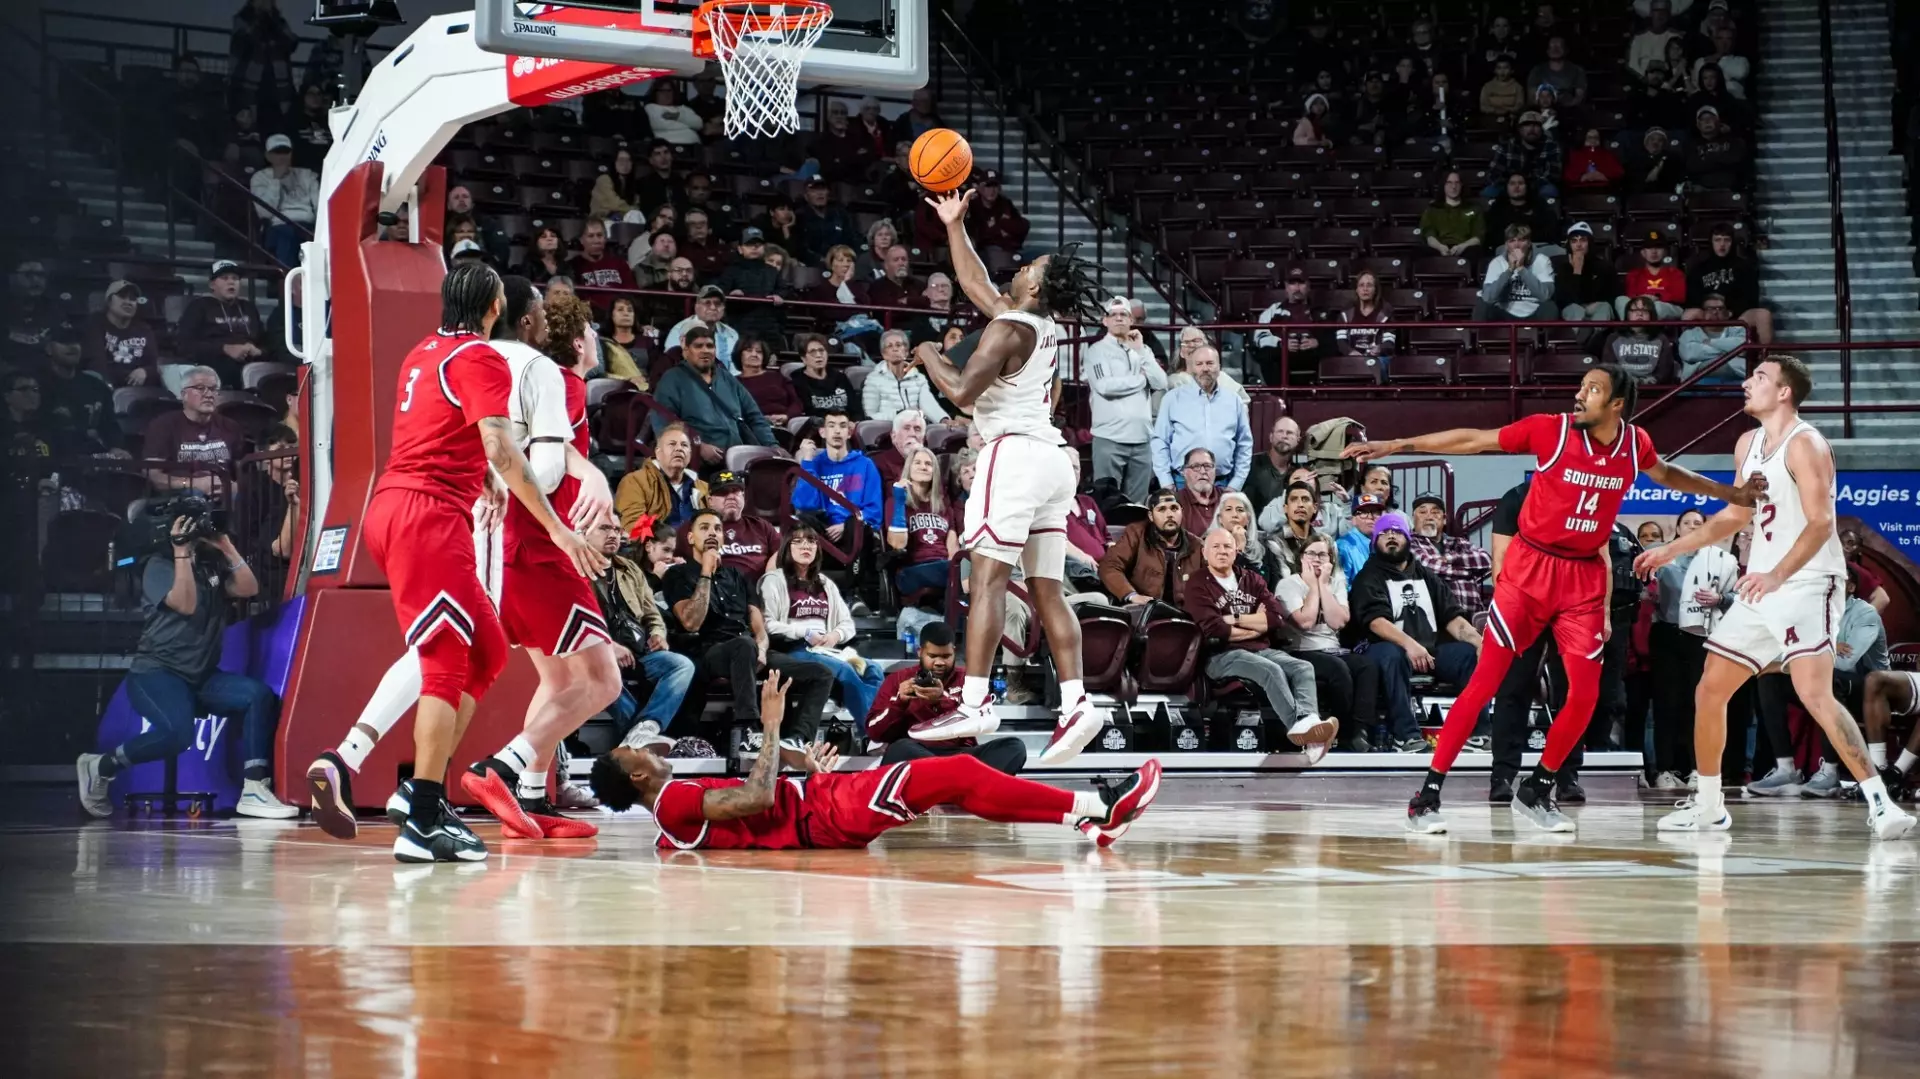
[915,382,949,422]
[1251,304,1282,349]
[1150,403,1174,486]
[1497,413,1560,457]
[758,575,802,640]
[448,350,514,424]
[860,371,887,419]
[1085,339,1146,397]
[1480,261,1513,303]
[1182,577,1232,642]
[141,557,174,609]
[660,563,701,609]
[1097,527,1139,599]
[789,465,825,513]
[1429,566,1468,629]
[527,443,566,493]
[855,460,884,523]
[1231,407,1253,486]
[827,578,856,643]
[1142,353,1168,391]
[1348,568,1392,632]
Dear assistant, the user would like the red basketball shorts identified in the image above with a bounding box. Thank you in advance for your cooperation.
[366,488,508,704]
[499,538,610,657]
[1484,538,1609,665]
[795,762,919,849]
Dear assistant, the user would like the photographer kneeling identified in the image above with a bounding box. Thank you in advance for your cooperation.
[77,495,295,819]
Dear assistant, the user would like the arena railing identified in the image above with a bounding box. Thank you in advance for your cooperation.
[37,7,388,87]
[1817,0,1856,434]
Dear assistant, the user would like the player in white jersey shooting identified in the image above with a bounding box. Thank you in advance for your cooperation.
[1636,355,1914,840]
[905,188,1108,766]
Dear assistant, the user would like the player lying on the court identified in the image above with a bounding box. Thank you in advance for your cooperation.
[589,674,1163,850]
[905,187,1111,764]
[1863,668,1920,800]
[1343,364,1764,835]
[1637,356,1913,839]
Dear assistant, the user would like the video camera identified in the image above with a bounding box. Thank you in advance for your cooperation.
[115,491,227,563]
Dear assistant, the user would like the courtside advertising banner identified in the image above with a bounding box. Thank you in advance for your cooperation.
[1617,470,1920,551]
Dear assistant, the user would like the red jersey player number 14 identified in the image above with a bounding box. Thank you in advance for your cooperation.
[1498,412,1658,557]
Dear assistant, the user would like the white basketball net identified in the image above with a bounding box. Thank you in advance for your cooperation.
[703,2,832,140]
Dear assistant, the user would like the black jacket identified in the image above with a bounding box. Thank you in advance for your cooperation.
[1350,552,1467,651]
[1685,252,1759,313]
[1550,252,1620,307]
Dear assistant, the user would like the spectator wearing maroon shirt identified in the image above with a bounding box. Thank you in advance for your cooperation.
[679,209,730,280]
[174,261,265,388]
[1616,231,1686,319]
[887,445,958,596]
[1062,452,1111,593]
[729,340,795,428]
[1841,528,1892,614]
[82,280,162,386]
[570,220,637,291]
[865,621,1026,771]
[865,246,922,310]
[706,471,782,582]
[143,365,247,495]
[966,171,1031,278]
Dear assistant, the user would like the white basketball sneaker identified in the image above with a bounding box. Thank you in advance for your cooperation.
[1868,798,1916,842]
[910,701,1000,742]
[1657,795,1732,832]
[1038,695,1105,765]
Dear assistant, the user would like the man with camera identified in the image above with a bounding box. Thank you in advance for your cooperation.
[77,494,295,819]
[863,621,1027,774]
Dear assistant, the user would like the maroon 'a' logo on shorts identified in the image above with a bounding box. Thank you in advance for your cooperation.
[1784,627,1800,645]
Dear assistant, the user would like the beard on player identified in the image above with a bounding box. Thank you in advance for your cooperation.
[1569,363,1637,431]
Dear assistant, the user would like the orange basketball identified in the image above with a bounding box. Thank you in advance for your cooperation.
[909,128,974,193]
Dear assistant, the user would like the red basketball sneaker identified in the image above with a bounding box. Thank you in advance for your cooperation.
[461,759,544,840]
[518,796,600,840]
[1039,695,1105,765]
[1079,759,1162,848]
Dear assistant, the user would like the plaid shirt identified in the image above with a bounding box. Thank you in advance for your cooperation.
[1409,533,1492,616]
[1490,135,1565,194]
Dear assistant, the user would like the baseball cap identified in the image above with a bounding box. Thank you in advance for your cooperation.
[805,177,830,189]
[740,226,765,243]
[1103,296,1131,315]
[1566,221,1593,237]
[1639,229,1667,247]
[710,471,745,493]
[1285,266,1309,283]
[210,259,241,278]
[1695,105,1720,120]
[265,133,293,152]
[1411,493,1447,512]
[47,321,82,346]
[1708,0,1730,9]
[450,238,486,257]
[696,284,727,300]
[1375,511,1412,539]
[1518,110,1544,125]
[1354,493,1388,514]
[105,279,144,300]
[980,169,1003,184]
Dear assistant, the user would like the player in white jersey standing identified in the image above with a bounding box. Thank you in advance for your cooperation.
[306,277,614,841]
[1636,355,1914,839]
[905,188,1109,766]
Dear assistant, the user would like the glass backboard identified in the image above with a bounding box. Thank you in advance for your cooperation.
[473,0,926,90]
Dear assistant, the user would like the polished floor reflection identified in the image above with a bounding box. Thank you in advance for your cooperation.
[6,778,1920,1077]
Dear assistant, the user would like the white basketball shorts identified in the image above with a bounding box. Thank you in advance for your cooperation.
[1704,573,1842,673]
[961,434,1076,578]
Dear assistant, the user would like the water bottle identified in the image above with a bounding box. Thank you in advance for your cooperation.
[990,665,1008,703]
[1373,722,1391,751]
[899,624,916,654]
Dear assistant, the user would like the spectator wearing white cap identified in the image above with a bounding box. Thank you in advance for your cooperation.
[249,134,318,268]
[1551,222,1618,341]
[174,261,266,389]
[448,238,490,267]
[81,280,162,386]
[1086,297,1167,503]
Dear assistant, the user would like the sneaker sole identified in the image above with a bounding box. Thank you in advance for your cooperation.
[1800,784,1842,800]
[526,812,599,840]
[1745,781,1801,797]
[1038,706,1105,766]
[392,835,489,864]
[306,759,358,840]
[235,803,300,820]
[909,713,1001,742]
[1107,760,1163,827]
[462,767,545,838]
[1657,813,1732,832]
[1405,814,1449,834]
[1287,719,1337,747]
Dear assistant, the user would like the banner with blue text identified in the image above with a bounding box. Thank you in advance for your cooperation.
[1617,470,1920,551]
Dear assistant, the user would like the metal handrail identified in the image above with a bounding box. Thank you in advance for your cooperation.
[1816,0,1855,436]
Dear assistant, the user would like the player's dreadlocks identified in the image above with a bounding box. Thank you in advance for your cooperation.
[441,261,503,335]
[1594,362,1640,417]
[493,273,539,342]
[1036,242,1106,322]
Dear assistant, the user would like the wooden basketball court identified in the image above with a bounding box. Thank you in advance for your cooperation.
[8,777,1920,1077]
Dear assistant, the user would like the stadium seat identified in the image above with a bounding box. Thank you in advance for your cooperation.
[1079,611,1138,703]
[1532,350,1599,381]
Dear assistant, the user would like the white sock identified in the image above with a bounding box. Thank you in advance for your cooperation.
[962,675,989,708]
[1897,749,1919,775]
[1066,789,1106,824]
[1059,679,1085,705]
[1871,743,1888,769]
[1817,760,1839,780]
[517,769,548,801]
[1697,774,1722,810]
[1776,756,1795,775]
[496,734,538,775]
[338,650,422,771]
[1859,775,1889,804]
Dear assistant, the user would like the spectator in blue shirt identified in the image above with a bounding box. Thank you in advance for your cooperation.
[792,409,883,546]
[1151,345,1253,489]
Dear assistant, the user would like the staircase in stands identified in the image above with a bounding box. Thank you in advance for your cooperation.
[931,64,1173,332]
[1756,0,1920,462]
[31,133,241,320]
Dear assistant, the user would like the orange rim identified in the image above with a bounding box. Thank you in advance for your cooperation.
[692,0,833,60]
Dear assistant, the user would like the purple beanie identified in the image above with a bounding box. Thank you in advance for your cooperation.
[1375,511,1412,539]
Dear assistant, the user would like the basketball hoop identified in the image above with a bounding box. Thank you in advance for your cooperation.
[693,0,833,140]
